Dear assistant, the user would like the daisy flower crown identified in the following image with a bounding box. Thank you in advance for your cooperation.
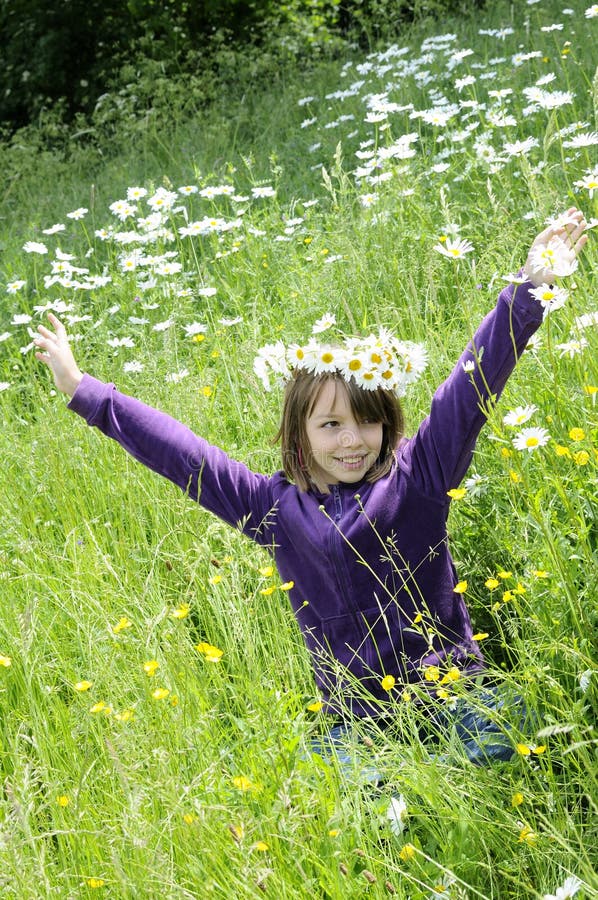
[253,319,428,397]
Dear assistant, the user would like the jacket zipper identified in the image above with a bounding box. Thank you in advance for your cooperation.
[331,484,343,522]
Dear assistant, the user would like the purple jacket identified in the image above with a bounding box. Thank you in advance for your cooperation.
[68,281,543,717]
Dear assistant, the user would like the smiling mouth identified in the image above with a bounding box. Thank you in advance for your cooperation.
[335,455,367,465]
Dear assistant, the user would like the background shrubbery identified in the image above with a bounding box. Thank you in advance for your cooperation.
[1,0,487,131]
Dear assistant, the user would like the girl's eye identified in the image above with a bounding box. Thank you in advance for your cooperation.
[323,420,340,428]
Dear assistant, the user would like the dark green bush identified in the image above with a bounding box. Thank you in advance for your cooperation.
[0,0,487,130]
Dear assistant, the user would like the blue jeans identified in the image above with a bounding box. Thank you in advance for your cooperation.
[308,685,528,783]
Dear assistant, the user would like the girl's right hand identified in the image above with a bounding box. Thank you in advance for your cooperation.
[521,207,588,286]
[34,313,84,398]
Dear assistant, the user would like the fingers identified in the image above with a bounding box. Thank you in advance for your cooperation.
[37,324,58,342]
[34,313,70,358]
[47,312,67,337]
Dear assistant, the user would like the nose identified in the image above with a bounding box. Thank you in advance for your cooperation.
[338,427,361,448]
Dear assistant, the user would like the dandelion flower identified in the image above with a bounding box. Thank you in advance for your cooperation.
[56,795,70,807]
[74,680,92,692]
[518,824,538,845]
[0,654,12,667]
[424,665,440,682]
[112,616,132,634]
[512,427,550,451]
[398,842,416,861]
[232,775,259,792]
[453,580,467,593]
[253,841,269,852]
[196,642,223,662]
[569,427,585,441]
[171,604,190,619]
[381,674,396,691]
[143,660,160,676]
[307,700,324,712]
[447,487,467,500]
[151,687,170,700]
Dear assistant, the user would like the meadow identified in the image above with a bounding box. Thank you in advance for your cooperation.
[0,0,597,896]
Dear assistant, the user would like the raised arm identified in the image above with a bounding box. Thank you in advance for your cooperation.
[34,312,83,397]
[402,208,588,498]
[34,316,276,543]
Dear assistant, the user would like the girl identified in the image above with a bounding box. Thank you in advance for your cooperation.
[34,209,588,775]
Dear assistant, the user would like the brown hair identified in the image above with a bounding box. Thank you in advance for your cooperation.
[275,369,405,492]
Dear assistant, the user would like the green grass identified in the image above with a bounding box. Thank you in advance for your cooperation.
[0,0,597,896]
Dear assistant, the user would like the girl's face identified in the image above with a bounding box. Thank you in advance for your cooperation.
[304,379,383,490]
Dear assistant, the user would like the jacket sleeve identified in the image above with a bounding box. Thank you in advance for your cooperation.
[399,280,544,498]
[68,374,277,544]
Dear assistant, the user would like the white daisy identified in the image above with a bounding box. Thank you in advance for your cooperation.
[387,795,408,836]
[434,237,474,259]
[503,405,538,426]
[574,169,598,198]
[23,241,48,254]
[183,322,208,337]
[312,313,336,334]
[530,283,569,317]
[555,339,588,358]
[165,369,190,383]
[127,186,147,201]
[251,185,276,198]
[123,361,144,373]
[512,427,550,452]
[542,875,582,900]
[6,280,26,293]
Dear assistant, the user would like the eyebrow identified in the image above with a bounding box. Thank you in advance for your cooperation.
[311,409,344,419]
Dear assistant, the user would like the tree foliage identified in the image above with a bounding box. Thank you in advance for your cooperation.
[0,0,487,129]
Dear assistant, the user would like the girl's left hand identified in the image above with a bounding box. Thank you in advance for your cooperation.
[34,313,84,398]
[522,207,588,286]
